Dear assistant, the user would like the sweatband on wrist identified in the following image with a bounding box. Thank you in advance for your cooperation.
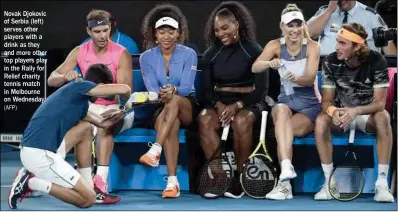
[327,106,337,117]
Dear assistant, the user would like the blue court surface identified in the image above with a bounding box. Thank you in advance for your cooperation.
[1,146,397,211]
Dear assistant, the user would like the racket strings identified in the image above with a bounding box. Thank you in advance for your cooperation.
[241,156,277,198]
[332,166,365,200]
[196,158,231,197]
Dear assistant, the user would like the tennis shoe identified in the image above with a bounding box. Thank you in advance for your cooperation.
[266,181,293,200]
[314,180,339,200]
[374,185,394,202]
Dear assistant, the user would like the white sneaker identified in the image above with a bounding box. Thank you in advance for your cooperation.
[314,181,339,200]
[374,185,394,203]
[265,181,293,200]
[279,165,297,182]
[162,177,180,198]
[139,143,161,167]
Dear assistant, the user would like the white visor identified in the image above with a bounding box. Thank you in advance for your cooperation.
[281,11,305,24]
[155,17,179,29]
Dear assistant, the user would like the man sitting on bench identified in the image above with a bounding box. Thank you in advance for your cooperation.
[314,22,394,202]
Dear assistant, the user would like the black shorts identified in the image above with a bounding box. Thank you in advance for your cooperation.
[146,93,201,130]
[204,91,269,122]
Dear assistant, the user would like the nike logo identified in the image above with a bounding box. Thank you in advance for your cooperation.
[163,19,168,22]
[84,60,90,63]
[98,21,103,24]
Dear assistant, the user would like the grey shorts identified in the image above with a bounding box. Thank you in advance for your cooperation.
[277,86,321,123]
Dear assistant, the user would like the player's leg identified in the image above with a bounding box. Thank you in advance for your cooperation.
[161,119,181,198]
[227,109,256,199]
[271,104,296,181]
[9,121,97,209]
[140,95,192,167]
[198,108,222,160]
[362,111,394,202]
[313,113,341,200]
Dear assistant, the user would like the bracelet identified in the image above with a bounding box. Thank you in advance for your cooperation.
[236,101,244,109]
[327,106,337,117]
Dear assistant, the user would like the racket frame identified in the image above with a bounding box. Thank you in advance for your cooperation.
[196,125,232,199]
[329,119,366,201]
[240,111,278,198]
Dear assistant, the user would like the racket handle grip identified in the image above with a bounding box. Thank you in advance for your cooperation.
[221,124,230,141]
[260,111,268,140]
[348,119,357,144]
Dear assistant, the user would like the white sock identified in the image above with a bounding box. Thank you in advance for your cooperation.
[119,111,134,132]
[78,167,93,188]
[279,180,291,188]
[168,176,178,183]
[375,164,389,187]
[96,166,109,183]
[280,159,292,171]
[149,143,162,155]
[321,163,334,182]
[28,177,51,194]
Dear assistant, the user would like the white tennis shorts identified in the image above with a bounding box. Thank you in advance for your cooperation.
[340,115,371,134]
[20,146,80,189]
[88,103,135,136]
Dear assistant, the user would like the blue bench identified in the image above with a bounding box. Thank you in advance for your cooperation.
[108,70,382,193]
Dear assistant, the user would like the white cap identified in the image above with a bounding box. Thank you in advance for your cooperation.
[155,17,179,29]
[281,11,305,24]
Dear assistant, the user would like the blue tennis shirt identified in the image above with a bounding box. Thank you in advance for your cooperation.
[21,80,97,152]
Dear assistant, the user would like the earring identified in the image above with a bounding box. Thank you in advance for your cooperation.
[233,35,237,39]
[155,40,158,44]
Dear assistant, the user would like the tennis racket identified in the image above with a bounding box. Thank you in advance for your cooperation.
[240,111,278,198]
[196,125,233,199]
[328,119,365,201]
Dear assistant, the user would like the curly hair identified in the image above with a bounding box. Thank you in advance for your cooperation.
[204,1,257,48]
[141,3,189,50]
[342,23,370,61]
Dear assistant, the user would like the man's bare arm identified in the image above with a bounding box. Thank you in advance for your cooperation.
[321,87,336,113]
[355,88,387,115]
[86,84,131,103]
[116,50,133,92]
[48,46,80,87]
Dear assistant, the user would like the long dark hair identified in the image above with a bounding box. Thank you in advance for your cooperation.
[204,1,257,48]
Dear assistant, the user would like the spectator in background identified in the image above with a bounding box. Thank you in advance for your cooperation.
[198,1,268,199]
[314,23,394,203]
[47,9,134,204]
[138,3,199,199]
[307,0,397,56]
[252,3,321,200]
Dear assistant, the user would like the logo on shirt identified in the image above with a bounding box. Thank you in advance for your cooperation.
[329,23,340,33]
[191,65,197,71]
[365,78,371,83]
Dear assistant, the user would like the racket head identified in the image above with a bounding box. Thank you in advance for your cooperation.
[240,154,278,198]
[196,157,232,199]
[328,153,365,201]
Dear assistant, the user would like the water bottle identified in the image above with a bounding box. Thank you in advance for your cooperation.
[280,63,295,96]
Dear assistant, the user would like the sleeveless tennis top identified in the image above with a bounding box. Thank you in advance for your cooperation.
[77,39,126,105]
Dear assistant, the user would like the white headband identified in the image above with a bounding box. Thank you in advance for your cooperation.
[155,17,179,29]
[281,11,305,24]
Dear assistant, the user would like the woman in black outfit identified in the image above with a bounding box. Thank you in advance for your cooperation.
[198,1,269,198]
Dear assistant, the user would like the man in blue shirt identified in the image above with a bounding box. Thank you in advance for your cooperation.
[8,64,131,209]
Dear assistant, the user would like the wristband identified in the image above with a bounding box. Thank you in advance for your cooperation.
[327,106,337,117]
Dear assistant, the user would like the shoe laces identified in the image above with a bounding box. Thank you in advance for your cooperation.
[147,143,160,161]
